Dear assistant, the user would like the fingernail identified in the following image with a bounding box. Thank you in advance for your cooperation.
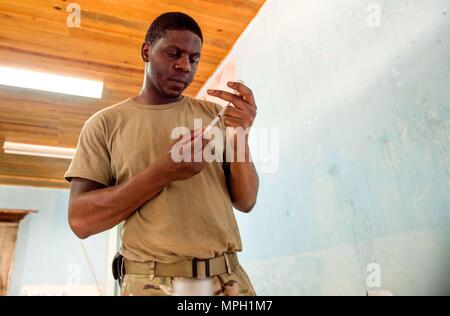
[227,82,234,87]
[207,89,214,93]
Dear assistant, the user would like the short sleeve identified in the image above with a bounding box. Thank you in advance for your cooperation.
[64,113,113,186]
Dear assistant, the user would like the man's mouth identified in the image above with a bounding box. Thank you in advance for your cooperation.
[168,77,188,87]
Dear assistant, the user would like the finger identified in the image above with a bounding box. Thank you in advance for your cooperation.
[191,128,205,140]
[223,116,246,128]
[207,89,249,111]
[171,134,183,144]
[224,111,255,126]
[228,80,245,98]
[183,140,200,163]
[169,134,184,156]
[189,136,211,155]
[191,134,204,151]
[223,106,244,120]
[175,129,202,148]
[226,103,257,119]
[201,137,212,150]
[191,138,212,162]
[170,134,191,155]
[202,139,216,163]
[227,81,256,108]
[178,135,199,156]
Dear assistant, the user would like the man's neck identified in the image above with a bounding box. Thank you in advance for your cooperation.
[133,82,183,106]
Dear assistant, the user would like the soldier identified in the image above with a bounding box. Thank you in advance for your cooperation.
[65,12,259,296]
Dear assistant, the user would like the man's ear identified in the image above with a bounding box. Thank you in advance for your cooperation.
[141,42,151,63]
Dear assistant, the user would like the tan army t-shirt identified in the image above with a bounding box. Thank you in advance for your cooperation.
[64,96,242,263]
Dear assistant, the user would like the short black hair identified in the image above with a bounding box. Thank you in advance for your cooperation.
[145,12,203,45]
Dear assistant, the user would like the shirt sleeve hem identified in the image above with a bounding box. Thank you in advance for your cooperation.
[64,171,111,187]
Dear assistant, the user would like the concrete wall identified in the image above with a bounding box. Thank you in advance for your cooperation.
[199,0,450,295]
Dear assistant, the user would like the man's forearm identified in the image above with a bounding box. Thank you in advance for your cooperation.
[69,161,170,239]
[226,141,259,213]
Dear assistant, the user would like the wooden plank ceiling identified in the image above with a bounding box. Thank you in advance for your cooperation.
[0,0,265,188]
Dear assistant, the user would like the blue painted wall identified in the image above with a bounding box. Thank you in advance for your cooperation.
[0,185,110,295]
[201,0,450,295]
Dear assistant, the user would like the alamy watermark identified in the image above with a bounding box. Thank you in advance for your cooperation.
[169,119,279,174]
[366,262,382,288]
[366,3,382,28]
[66,3,81,28]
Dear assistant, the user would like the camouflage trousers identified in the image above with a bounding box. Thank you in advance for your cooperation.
[120,264,256,296]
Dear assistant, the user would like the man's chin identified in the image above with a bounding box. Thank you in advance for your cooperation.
[164,87,185,99]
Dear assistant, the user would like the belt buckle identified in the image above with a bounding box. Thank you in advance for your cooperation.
[192,258,210,279]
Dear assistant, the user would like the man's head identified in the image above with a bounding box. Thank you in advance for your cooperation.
[141,12,203,98]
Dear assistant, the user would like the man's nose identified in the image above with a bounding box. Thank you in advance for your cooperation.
[174,55,191,73]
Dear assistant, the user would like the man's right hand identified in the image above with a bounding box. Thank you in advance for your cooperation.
[156,128,214,183]
[68,129,213,239]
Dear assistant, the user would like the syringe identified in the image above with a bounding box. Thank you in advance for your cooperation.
[171,80,245,155]
[203,79,245,135]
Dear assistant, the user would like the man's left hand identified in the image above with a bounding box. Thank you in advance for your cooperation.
[207,81,257,130]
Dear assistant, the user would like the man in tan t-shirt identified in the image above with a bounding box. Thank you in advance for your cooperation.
[65,12,259,296]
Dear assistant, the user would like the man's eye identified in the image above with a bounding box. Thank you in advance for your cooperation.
[167,51,179,58]
[190,58,199,64]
